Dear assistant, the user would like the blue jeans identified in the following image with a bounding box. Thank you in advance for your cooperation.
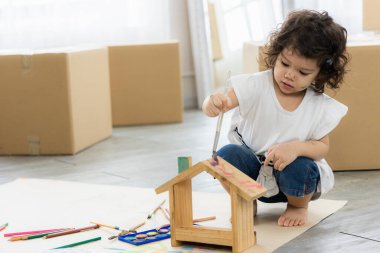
[217,144,320,203]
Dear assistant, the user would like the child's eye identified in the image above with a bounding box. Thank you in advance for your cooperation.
[281,61,289,67]
[299,71,308,76]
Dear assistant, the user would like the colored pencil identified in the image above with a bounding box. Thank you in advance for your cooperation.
[53,236,101,249]
[4,228,72,237]
[9,229,72,241]
[0,223,8,232]
[44,224,99,239]
[9,233,49,241]
[10,232,53,241]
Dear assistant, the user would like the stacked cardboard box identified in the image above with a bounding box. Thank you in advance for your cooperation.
[0,47,112,155]
[108,41,183,126]
[243,41,380,171]
[325,43,380,170]
[363,0,380,31]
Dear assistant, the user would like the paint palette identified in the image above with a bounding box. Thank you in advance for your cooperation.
[118,225,171,246]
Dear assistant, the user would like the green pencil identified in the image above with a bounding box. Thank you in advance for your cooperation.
[26,232,54,240]
[0,222,8,232]
[9,232,52,241]
[53,236,101,249]
[9,229,72,241]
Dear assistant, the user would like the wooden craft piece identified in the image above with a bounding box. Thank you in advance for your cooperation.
[155,157,267,253]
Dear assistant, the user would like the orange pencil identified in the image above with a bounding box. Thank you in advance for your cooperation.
[44,224,99,239]
[9,229,71,241]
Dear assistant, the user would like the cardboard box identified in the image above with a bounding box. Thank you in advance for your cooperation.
[243,42,266,73]
[325,43,380,170]
[108,41,183,126]
[0,48,112,155]
[243,41,380,171]
[363,0,380,31]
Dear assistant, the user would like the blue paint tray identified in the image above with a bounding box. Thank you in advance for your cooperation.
[118,225,171,246]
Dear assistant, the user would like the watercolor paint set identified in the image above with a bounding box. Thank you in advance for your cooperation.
[118,225,170,246]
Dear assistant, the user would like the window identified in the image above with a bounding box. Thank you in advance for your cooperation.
[217,0,283,52]
[0,0,170,50]
[285,0,363,35]
[215,0,363,53]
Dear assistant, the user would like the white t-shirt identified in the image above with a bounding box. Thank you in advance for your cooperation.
[228,69,348,194]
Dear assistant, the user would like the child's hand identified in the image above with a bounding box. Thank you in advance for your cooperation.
[202,93,231,117]
[264,142,299,171]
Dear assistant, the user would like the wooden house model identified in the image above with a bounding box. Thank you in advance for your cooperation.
[155,157,267,253]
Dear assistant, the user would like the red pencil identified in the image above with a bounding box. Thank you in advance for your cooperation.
[4,228,73,237]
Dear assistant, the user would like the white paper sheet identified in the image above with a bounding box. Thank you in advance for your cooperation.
[0,179,346,253]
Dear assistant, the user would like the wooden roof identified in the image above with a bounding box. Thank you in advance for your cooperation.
[155,157,267,201]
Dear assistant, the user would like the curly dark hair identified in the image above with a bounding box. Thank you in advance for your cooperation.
[264,10,349,93]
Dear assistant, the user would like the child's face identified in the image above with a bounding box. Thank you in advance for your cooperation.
[273,48,320,95]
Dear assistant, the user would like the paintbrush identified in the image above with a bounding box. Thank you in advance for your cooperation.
[212,71,231,162]
[147,199,166,219]
[108,221,145,240]
[90,222,121,230]
[159,206,170,221]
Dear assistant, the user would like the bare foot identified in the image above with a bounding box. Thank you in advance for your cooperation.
[278,204,307,227]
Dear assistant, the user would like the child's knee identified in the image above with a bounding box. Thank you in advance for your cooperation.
[277,157,319,197]
[216,144,260,178]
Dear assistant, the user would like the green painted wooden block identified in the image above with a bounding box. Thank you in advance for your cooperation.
[178,156,192,173]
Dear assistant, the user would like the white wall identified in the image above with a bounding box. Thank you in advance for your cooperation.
[169,0,198,109]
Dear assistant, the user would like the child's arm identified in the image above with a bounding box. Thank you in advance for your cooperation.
[264,135,329,171]
[202,88,239,117]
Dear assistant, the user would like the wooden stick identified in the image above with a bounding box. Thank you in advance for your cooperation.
[162,208,216,223]
[193,216,216,223]
[157,216,217,230]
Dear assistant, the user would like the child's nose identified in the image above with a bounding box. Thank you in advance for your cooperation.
[285,70,295,80]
